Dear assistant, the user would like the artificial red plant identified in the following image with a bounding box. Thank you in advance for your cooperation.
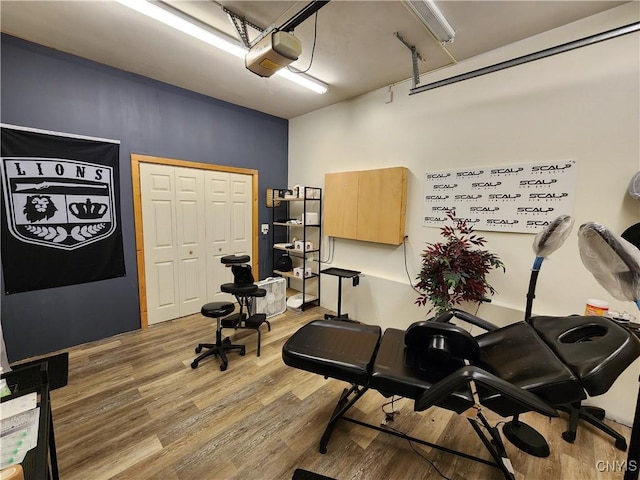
[415,210,505,315]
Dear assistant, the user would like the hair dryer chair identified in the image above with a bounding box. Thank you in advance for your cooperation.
[577,222,640,480]
[525,215,575,319]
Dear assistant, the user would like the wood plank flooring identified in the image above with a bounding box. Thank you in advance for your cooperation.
[39,307,632,480]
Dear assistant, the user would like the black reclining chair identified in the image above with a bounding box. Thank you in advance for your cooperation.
[437,309,640,453]
[282,222,640,478]
[438,218,640,454]
[550,222,640,447]
[220,255,271,357]
[284,318,570,480]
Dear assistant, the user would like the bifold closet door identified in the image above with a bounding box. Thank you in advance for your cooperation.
[205,171,252,302]
[140,164,207,325]
[174,166,207,317]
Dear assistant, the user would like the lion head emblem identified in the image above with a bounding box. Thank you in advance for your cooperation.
[23,195,58,222]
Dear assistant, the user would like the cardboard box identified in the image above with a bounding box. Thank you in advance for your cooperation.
[293,267,313,278]
[294,240,313,252]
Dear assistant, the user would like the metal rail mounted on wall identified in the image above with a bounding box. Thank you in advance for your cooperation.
[410,22,640,95]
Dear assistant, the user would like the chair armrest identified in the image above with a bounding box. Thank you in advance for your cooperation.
[414,365,558,418]
[433,309,499,332]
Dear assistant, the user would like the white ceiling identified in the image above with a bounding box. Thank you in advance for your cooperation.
[0,0,629,119]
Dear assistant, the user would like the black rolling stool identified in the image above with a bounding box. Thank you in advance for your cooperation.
[220,254,270,356]
[191,301,245,371]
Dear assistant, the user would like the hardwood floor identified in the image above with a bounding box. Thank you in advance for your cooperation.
[43,307,631,480]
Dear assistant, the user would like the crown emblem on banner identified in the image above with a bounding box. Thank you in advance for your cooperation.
[69,198,108,219]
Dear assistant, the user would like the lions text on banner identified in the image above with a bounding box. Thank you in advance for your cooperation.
[0,125,126,293]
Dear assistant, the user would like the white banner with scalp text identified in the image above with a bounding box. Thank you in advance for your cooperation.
[423,160,577,233]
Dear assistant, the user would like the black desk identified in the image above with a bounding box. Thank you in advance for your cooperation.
[320,267,361,320]
[2,353,67,480]
[1,364,52,480]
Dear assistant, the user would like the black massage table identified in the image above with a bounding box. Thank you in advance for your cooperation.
[283,320,554,479]
[283,315,640,479]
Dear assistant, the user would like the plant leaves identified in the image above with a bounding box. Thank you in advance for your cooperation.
[415,211,505,315]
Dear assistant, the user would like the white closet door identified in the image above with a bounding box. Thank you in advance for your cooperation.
[204,171,253,301]
[141,164,254,322]
[174,167,207,317]
[229,173,252,257]
[205,171,233,302]
[140,163,179,325]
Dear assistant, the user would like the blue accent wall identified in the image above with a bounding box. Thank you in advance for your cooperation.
[0,34,288,362]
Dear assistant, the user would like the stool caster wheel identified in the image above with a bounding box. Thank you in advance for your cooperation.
[220,363,228,371]
[562,431,576,443]
[191,361,198,369]
[240,347,246,356]
[615,439,627,451]
[223,337,231,345]
[195,346,202,354]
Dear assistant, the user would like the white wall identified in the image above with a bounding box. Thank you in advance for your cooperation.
[289,4,640,426]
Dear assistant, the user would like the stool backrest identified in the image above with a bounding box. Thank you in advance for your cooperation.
[231,264,255,285]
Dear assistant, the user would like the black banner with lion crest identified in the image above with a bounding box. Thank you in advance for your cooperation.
[1,125,125,294]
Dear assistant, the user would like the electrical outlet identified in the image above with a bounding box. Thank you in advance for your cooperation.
[261,224,269,235]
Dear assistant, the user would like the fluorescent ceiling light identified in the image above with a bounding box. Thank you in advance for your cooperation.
[115,0,327,94]
[117,0,246,58]
[405,0,455,45]
[276,68,327,94]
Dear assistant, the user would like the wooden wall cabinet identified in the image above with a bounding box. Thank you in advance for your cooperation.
[324,166,407,245]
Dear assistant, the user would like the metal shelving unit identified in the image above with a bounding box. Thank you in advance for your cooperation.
[270,187,322,310]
